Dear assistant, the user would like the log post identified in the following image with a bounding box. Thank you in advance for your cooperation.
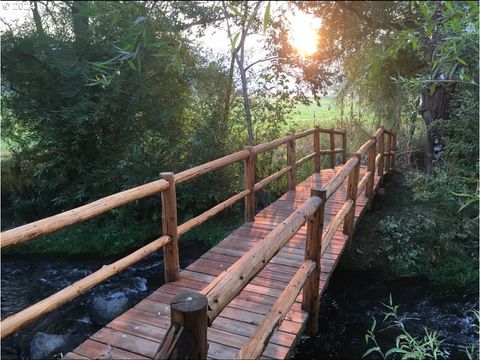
[314,126,321,173]
[329,129,335,168]
[342,132,347,164]
[343,154,360,244]
[155,290,208,359]
[391,132,396,171]
[377,127,385,180]
[386,133,392,172]
[366,137,376,209]
[302,188,326,335]
[244,146,255,223]
[160,172,180,282]
[287,133,296,191]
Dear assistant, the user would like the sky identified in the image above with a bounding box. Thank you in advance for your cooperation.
[1,1,321,60]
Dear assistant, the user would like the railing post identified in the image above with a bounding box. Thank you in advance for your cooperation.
[377,126,385,181]
[302,188,326,335]
[329,129,335,168]
[386,133,392,172]
[244,146,255,223]
[343,154,360,244]
[391,132,396,171]
[287,133,296,191]
[342,132,347,164]
[366,137,377,209]
[314,126,321,173]
[154,290,208,359]
[160,172,180,282]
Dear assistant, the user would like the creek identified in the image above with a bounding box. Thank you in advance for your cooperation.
[1,246,477,359]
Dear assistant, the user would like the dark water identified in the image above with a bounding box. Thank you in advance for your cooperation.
[2,249,478,359]
[293,270,479,359]
[1,242,208,359]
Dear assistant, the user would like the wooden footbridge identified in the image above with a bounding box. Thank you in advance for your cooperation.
[1,126,396,359]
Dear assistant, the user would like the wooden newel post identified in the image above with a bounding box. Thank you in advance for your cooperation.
[244,146,255,223]
[314,126,321,173]
[342,132,347,164]
[343,154,360,244]
[391,132,396,171]
[302,188,326,335]
[160,172,180,282]
[287,133,296,191]
[329,129,335,168]
[366,136,377,209]
[386,133,392,172]
[377,127,385,180]
[155,290,208,359]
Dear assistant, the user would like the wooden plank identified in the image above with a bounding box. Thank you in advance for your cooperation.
[70,159,383,360]
[74,339,149,360]
[91,328,159,358]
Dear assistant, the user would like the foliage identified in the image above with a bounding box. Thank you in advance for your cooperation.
[364,295,479,360]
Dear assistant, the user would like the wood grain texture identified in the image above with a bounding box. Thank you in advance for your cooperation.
[68,166,382,360]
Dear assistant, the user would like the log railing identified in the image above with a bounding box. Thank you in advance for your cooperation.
[0,126,396,342]
[154,126,396,359]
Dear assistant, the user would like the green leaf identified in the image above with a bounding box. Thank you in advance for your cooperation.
[429,84,436,96]
[127,60,136,71]
[363,347,381,358]
[456,57,467,66]
[263,1,271,33]
[231,32,241,49]
[228,4,245,21]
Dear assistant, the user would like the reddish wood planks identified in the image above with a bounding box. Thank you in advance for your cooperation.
[67,166,380,359]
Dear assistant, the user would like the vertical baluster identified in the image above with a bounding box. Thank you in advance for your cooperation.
[366,137,377,209]
[287,133,296,191]
[377,126,385,181]
[314,126,321,173]
[386,133,392,171]
[329,130,335,168]
[244,146,255,222]
[391,132,397,171]
[343,154,360,244]
[160,172,180,282]
[154,290,208,359]
[302,188,326,335]
[342,132,347,164]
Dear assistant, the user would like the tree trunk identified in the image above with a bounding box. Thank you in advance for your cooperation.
[71,1,89,50]
[223,53,236,124]
[31,2,45,36]
[419,83,450,172]
[237,57,255,145]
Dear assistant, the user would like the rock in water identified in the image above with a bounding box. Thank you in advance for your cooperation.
[87,293,130,325]
[30,332,71,359]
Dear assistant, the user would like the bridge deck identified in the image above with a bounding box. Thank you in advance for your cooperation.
[66,166,380,359]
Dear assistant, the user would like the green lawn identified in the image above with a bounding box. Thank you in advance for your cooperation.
[289,97,342,129]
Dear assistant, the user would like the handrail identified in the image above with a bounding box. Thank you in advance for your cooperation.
[1,125,396,344]
[0,179,169,249]
[323,157,359,199]
[1,235,170,339]
[174,149,250,184]
[237,260,317,359]
[202,195,322,322]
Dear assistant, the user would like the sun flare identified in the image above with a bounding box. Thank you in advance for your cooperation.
[289,12,321,57]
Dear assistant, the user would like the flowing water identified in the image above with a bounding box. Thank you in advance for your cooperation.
[1,248,478,359]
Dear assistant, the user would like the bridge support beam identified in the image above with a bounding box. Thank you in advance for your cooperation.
[302,188,326,335]
[161,172,180,282]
